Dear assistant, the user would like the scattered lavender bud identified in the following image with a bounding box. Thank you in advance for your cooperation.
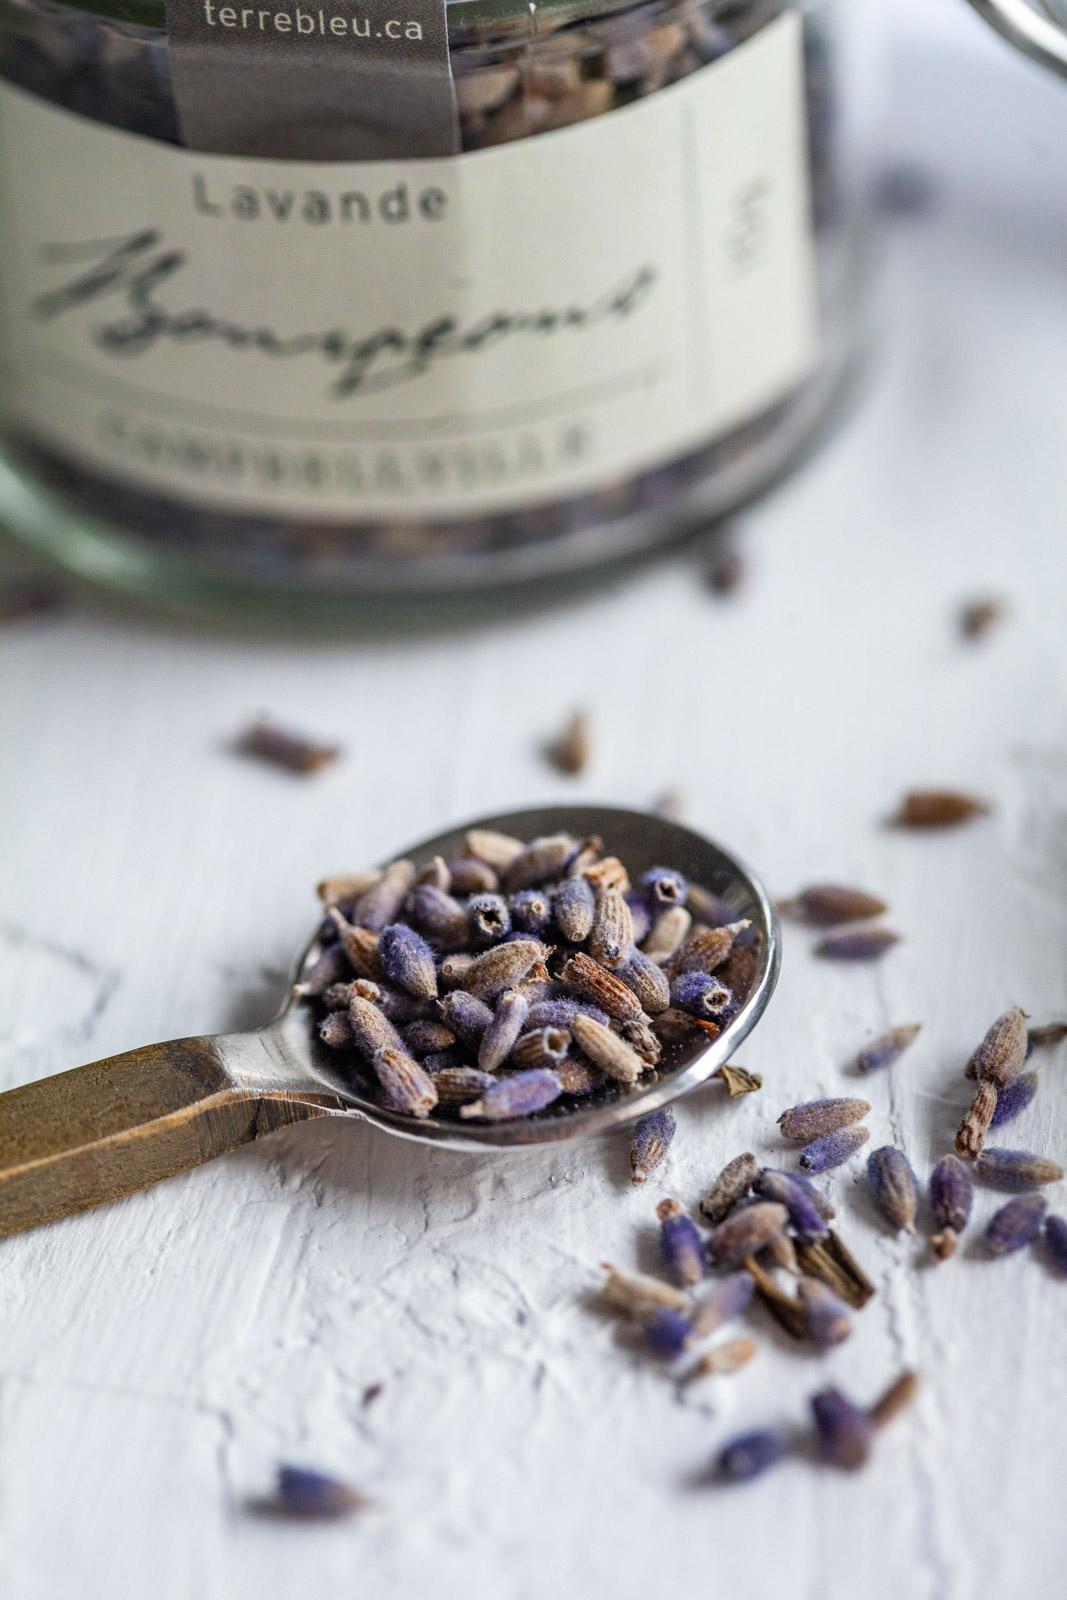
[600,1264,689,1317]
[437,990,495,1048]
[402,1020,456,1055]
[589,886,635,966]
[478,988,530,1072]
[556,1059,601,1095]
[958,596,1005,641]
[687,1337,758,1379]
[704,534,745,596]
[657,1198,705,1286]
[985,1194,1047,1255]
[526,997,610,1031]
[700,1152,758,1223]
[991,1072,1039,1127]
[432,1067,498,1106]
[856,1023,922,1073]
[810,1386,873,1469]
[378,923,438,1000]
[669,970,733,1021]
[815,924,901,961]
[347,996,405,1060]
[553,876,596,942]
[623,891,652,945]
[967,1007,1029,1087]
[466,893,512,947]
[685,884,734,927]
[353,859,417,932]
[893,790,990,828]
[372,1047,438,1117]
[416,856,451,891]
[955,1081,999,1161]
[464,829,524,872]
[778,1097,870,1143]
[544,708,591,776]
[974,1148,1064,1191]
[714,1430,789,1484]
[868,1370,920,1429]
[327,912,386,981]
[1043,1214,1067,1272]
[511,1026,572,1071]
[408,884,469,950]
[867,1147,919,1234]
[706,1202,788,1270]
[630,1108,676,1184]
[296,943,351,997]
[643,906,692,965]
[502,833,577,893]
[459,1068,563,1120]
[570,1013,644,1083]
[235,721,340,775]
[272,1466,367,1520]
[644,1308,694,1357]
[615,947,671,1014]
[1029,1022,1067,1049]
[929,1155,973,1260]
[509,889,553,938]
[423,1046,469,1074]
[782,884,888,925]
[641,867,688,906]
[316,870,380,907]
[463,939,546,999]
[789,1171,836,1220]
[319,1011,356,1049]
[798,1278,852,1348]
[618,1016,663,1067]
[755,1170,828,1240]
[447,857,500,895]
[689,1271,755,1335]
[667,924,742,976]
[758,1230,799,1275]
[438,952,475,989]
[559,951,644,1021]
[798,1125,870,1174]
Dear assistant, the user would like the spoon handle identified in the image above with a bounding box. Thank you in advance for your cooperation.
[0,1034,345,1239]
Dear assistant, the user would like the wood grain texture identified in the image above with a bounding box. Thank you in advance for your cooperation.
[2,4,1067,1596]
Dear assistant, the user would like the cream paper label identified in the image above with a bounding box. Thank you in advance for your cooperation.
[0,12,818,521]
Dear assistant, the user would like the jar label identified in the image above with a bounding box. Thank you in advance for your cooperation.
[0,12,818,523]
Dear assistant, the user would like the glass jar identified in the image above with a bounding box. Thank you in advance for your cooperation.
[0,0,856,615]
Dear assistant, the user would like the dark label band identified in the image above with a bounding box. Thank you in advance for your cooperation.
[165,0,459,159]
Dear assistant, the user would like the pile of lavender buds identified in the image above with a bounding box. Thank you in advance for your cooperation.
[299,828,761,1122]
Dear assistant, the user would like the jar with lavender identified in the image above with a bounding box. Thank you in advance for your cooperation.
[0,0,855,613]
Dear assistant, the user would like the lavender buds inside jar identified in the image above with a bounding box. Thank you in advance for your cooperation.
[0,0,855,615]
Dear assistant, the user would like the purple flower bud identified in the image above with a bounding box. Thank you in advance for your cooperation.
[798,1278,851,1348]
[642,867,688,906]
[458,1068,563,1121]
[685,884,734,927]
[856,1023,922,1073]
[706,1202,789,1269]
[789,1170,836,1219]
[378,923,438,999]
[446,857,499,896]
[509,889,553,938]
[669,970,733,1020]
[437,990,495,1048]
[274,1466,366,1520]
[616,947,671,1014]
[689,1271,755,1334]
[814,924,901,961]
[466,893,511,947]
[990,1072,1039,1127]
[478,988,530,1073]
[624,891,652,946]
[714,1429,789,1483]
[319,1011,356,1049]
[298,944,350,996]
[755,1169,828,1240]
[867,1146,919,1234]
[1043,1214,1067,1272]
[778,1097,870,1142]
[526,998,610,1031]
[630,1108,676,1184]
[553,876,596,942]
[644,1308,693,1357]
[407,884,468,950]
[798,1125,870,1173]
[657,1198,705,1285]
[928,1155,973,1258]
[986,1194,1047,1255]
[810,1387,873,1469]
[974,1147,1064,1191]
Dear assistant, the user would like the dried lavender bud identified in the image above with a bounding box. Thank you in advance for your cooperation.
[991,1072,1039,1127]
[378,923,438,1000]
[463,939,545,1000]
[974,1147,1064,1191]
[758,1230,799,1276]
[559,951,644,1021]
[755,1170,828,1240]
[778,1097,870,1143]
[783,884,888,926]
[798,1278,851,1348]
[432,1067,497,1106]
[327,912,385,981]
[295,943,351,997]
[511,1027,572,1071]
[438,952,476,989]
[347,996,405,1061]
[868,1371,920,1429]
[272,1466,367,1520]
[322,981,362,1011]
[893,790,990,827]
[985,1194,1047,1255]
[615,948,671,1014]
[544,708,591,776]
[589,886,635,966]
[643,906,692,964]
[867,1146,919,1234]
[706,1202,788,1270]
[465,893,512,947]
[688,1337,758,1378]
[464,829,524,872]
[353,860,416,932]
[641,867,688,906]
[794,1232,873,1307]
[790,1171,836,1220]
[619,1016,663,1067]
[645,1308,694,1357]
[570,1013,644,1083]
[688,1272,755,1335]
[630,1108,676,1184]
[503,833,577,893]
[416,856,451,891]
[600,1264,689,1317]
[582,855,630,892]
[704,533,745,596]
[669,971,733,1021]
[714,1430,788,1484]
[929,1155,973,1259]
[685,884,734,927]
[509,889,553,938]
[1029,1022,1067,1048]
[657,1198,705,1286]
[652,1007,708,1044]
[437,990,495,1048]
[955,1081,999,1159]
[408,884,469,950]
[235,721,340,775]
[448,857,500,895]
[376,986,435,1029]
[402,1020,456,1055]
[459,1068,563,1121]
[526,998,610,1031]
[1043,1214,1067,1272]
[667,923,743,976]
[715,1063,762,1097]
[700,1152,758,1223]
[372,1048,438,1118]
[319,1011,356,1049]
[799,1125,870,1174]
[959,597,1005,639]
[815,924,901,961]
[473,989,527,1073]
[316,871,380,907]
[556,1060,601,1095]
[423,1046,468,1074]
[810,1387,873,1470]
[553,876,596,942]
[624,891,653,946]
[856,1023,922,1073]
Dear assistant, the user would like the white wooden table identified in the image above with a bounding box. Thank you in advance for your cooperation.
[3,1,1067,1592]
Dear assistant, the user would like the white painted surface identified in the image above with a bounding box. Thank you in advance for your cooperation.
[3,0,1067,1593]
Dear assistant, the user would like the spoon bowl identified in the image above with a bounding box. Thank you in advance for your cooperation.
[0,804,779,1233]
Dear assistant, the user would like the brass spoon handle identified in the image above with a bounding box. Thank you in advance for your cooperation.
[0,1036,343,1239]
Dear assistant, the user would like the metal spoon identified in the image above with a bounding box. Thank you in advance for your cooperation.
[0,805,779,1239]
